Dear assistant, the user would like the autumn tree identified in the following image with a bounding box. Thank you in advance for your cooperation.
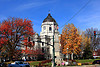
[60,23,82,60]
[22,48,44,60]
[0,17,35,61]
[21,36,44,60]
[81,28,100,59]
[60,34,65,53]
[81,32,93,59]
[84,28,100,51]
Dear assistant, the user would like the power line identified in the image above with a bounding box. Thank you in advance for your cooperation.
[59,0,91,29]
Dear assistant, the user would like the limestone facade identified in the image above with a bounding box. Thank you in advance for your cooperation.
[33,13,62,63]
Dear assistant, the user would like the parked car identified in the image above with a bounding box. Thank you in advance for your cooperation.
[0,62,7,67]
[8,61,30,67]
[92,60,100,64]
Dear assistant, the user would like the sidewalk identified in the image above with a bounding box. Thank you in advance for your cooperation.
[57,64,100,67]
[30,64,100,67]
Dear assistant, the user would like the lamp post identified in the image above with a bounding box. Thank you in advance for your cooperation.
[67,48,69,62]
[82,51,84,59]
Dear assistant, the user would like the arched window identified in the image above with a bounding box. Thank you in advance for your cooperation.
[49,27,52,31]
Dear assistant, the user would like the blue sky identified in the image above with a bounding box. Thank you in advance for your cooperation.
[0,0,100,34]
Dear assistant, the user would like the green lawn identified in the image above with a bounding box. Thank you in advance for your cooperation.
[5,61,51,66]
[29,61,51,66]
[29,61,41,66]
[5,61,14,65]
[5,59,100,66]
[75,59,100,63]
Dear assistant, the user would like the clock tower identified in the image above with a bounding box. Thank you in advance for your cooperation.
[40,13,58,36]
[40,13,62,64]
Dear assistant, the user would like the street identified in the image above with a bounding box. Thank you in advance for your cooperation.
[56,64,100,67]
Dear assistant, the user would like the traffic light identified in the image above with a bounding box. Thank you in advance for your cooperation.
[33,41,35,44]
[28,37,30,42]
[54,56,56,58]
[94,31,96,37]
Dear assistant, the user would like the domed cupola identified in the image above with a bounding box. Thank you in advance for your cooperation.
[43,13,58,25]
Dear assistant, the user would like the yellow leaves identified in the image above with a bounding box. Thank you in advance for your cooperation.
[60,23,82,55]
[81,32,91,49]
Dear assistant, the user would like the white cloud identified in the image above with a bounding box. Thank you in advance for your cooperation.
[76,0,100,30]
[76,14,100,30]
[15,1,56,11]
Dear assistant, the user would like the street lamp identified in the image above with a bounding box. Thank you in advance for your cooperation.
[82,51,84,59]
[67,48,69,62]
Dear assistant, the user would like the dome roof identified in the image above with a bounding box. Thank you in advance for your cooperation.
[43,13,58,25]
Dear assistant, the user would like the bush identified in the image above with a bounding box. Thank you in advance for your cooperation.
[82,63,89,65]
[96,57,100,59]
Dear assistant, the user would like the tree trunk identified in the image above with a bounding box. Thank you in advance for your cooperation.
[10,56,13,61]
[71,53,73,60]
[77,55,79,60]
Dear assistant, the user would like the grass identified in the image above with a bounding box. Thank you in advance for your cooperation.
[45,62,52,66]
[29,59,100,66]
[27,61,52,66]
[29,61,41,66]
[75,59,100,63]
[4,59,100,66]
[5,60,51,66]
[5,61,14,64]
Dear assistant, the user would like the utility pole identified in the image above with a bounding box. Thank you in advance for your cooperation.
[52,25,55,67]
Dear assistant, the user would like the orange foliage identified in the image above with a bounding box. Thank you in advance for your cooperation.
[22,48,44,57]
[60,23,82,55]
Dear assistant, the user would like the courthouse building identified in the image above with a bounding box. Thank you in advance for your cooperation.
[33,13,62,63]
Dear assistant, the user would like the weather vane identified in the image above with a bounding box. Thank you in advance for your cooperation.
[48,10,51,14]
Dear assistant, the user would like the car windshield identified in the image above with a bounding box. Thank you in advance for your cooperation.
[24,62,28,64]
[15,61,23,64]
[19,62,23,64]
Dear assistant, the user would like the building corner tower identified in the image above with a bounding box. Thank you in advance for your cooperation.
[40,13,62,64]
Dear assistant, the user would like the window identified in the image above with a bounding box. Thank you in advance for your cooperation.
[49,27,52,31]
[42,42,44,46]
[28,37,30,42]
[43,26,46,30]
[33,41,35,44]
